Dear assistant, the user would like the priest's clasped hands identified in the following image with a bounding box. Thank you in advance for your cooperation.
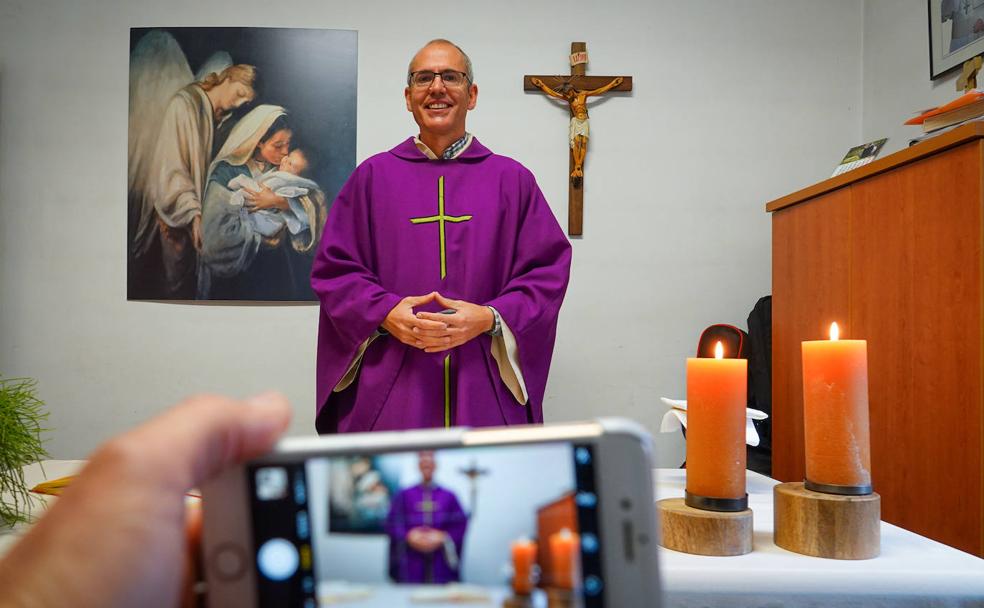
[406,526,449,553]
[382,292,494,353]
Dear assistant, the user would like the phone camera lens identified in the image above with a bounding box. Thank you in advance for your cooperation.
[620,498,632,511]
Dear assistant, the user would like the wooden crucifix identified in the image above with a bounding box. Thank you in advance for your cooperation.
[525,42,632,236]
[958,56,983,92]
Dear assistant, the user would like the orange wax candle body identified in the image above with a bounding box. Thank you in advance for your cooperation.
[685,356,748,500]
[801,336,871,488]
[548,528,579,590]
[510,538,537,595]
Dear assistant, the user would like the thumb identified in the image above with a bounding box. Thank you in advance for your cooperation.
[127,392,292,491]
[405,292,438,306]
[192,392,292,486]
[433,292,460,309]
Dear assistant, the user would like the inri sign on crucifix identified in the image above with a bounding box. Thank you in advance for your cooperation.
[525,42,632,236]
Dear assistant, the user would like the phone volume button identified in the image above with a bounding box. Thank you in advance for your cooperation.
[622,520,636,562]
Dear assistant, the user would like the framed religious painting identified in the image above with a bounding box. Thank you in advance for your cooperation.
[929,0,984,78]
[126,27,357,301]
[326,456,401,535]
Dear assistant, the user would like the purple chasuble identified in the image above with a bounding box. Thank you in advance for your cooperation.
[312,137,571,432]
[384,483,468,584]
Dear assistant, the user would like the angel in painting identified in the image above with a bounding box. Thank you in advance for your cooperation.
[127,29,256,299]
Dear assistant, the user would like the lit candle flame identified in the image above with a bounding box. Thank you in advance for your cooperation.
[714,341,724,359]
[830,322,840,341]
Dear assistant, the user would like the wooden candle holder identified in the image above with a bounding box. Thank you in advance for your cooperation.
[773,482,880,559]
[502,595,535,608]
[657,497,753,556]
[544,587,576,608]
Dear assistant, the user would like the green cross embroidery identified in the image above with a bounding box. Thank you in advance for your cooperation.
[409,176,473,280]
[417,494,437,526]
[409,176,473,428]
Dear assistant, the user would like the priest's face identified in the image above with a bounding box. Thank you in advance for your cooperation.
[405,42,478,142]
[418,451,436,484]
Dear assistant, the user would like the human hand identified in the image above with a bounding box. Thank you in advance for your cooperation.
[0,393,292,608]
[244,185,289,211]
[191,215,203,252]
[382,292,449,348]
[423,528,447,550]
[413,293,494,353]
[407,527,445,553]
[406,527,429,552]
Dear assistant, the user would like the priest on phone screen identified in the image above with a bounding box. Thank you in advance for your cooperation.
[384,451,468,584]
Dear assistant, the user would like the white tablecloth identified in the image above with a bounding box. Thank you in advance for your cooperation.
[655,468,984,607]
[4,462,983,607]
[316,582,517,608]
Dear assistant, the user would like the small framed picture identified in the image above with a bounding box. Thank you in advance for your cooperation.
[929,0,984,79]
[831,139,888,177]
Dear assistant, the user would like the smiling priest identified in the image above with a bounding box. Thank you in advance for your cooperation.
[312,39,571,433]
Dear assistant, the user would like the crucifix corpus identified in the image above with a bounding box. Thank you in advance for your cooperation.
[525,42,632,236]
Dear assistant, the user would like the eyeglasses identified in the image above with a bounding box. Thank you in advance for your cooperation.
[408,70,470,88]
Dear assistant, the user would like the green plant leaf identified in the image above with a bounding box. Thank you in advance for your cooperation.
[0,376,50,527]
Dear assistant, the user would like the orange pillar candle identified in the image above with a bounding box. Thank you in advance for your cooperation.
[548,528,578,590]
[801,322,871,492]
[510,537,537,595]
[685,341,748,508]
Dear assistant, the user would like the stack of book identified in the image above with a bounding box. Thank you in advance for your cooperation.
[906,89,984,134]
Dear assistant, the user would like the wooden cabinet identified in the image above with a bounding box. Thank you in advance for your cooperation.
[768,124,984,556]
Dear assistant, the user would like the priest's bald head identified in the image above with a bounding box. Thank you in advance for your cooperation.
[407,39,473,82]
[405,39,478,157]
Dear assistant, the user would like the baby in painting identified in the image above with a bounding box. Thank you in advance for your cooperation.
[228,148,319,238]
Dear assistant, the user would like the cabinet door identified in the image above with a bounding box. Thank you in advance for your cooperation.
[772,187,852,482]
[850,141,982,556]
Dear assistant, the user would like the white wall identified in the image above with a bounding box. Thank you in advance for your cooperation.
[862,0,961,154]
[0,0,863,466]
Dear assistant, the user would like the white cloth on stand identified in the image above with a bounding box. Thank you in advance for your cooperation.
[659,397,768,446]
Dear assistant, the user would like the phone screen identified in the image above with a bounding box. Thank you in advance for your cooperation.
[246,441,605,607]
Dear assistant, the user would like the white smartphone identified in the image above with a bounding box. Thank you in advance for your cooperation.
[201,418,662,607]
